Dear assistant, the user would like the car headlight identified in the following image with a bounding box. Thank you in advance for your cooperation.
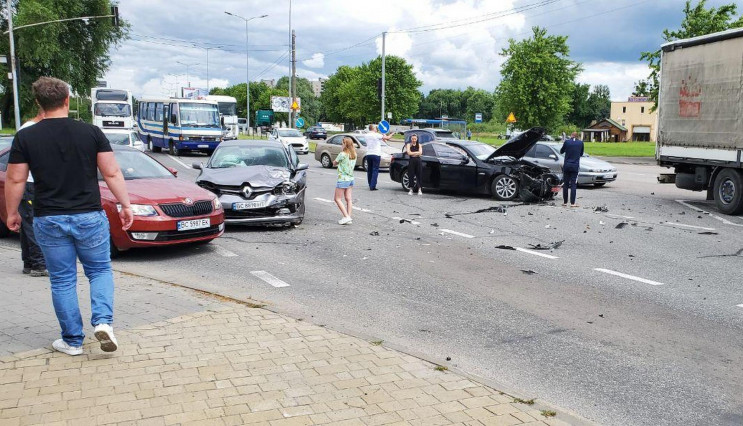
[213,197,222,210]
[274,181,298,195]
[117,204,158,216]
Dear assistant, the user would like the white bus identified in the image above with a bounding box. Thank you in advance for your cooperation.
[91,88,134,129]
[137,97,222,155]
[204,95,239,140]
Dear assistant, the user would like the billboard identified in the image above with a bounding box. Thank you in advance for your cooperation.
[182,87,208,99]
[270,96,301,113]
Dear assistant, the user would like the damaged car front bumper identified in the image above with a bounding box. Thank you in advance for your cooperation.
[218,189,305,225]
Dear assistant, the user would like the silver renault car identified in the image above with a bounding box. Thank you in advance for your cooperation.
[523,142,618,187]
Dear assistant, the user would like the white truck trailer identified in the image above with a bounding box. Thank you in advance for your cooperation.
[657,28,743,214]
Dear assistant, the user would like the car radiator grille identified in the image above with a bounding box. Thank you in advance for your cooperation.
[159,201,213,218]
[149,225,221,241]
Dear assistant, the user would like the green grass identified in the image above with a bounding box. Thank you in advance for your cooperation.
[473,133,655,157]
[0,128,16,134]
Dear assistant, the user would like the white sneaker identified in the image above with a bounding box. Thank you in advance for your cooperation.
[418,189,423,196]
[338,216,352,225]
[94,324,119,352]
[408,189,413,195]
[52,339,83,356]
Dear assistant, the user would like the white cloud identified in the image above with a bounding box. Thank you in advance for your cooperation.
[578,62,652,101]
[302,53,325,68]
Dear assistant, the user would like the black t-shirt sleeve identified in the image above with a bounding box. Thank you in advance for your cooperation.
[93,126,113,153]
[8,134,27,164]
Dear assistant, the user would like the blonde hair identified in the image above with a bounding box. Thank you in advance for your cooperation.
[342,137,357,160]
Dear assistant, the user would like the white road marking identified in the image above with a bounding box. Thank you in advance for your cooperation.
[515,247,559,259]
[594,268,664,286]
[661,222,716,231]
[606,214,635,220]
[353,206,374,213]
[440,229,474,238]
[167,154,191,170]
[212,245,238,257]
[250,270,291,288]
[737,304,743,309]
[313,197,333,203]
[676,200,743,227]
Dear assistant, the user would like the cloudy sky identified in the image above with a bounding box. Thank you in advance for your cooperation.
[104,0,733,102]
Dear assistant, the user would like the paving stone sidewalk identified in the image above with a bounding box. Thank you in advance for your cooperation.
[0,246,576,426]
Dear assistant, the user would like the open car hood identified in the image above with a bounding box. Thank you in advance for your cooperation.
[197,165,292,188]
[487,127,546,161]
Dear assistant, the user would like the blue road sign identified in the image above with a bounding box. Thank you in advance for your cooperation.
[378,120,390,133]
[475,113,483,123]
[295,117,305,128]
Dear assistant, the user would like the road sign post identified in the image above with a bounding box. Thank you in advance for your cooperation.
[295,117,304,128]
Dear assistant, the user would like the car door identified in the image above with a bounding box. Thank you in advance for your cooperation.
[436,144,477,191]
[327,135,344,158]
[531,144,562,172]
[0,151,9,221]
[420,143,440,189]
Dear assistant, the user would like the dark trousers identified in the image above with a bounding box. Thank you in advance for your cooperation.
[20,183,45,270]
[408,157,423,191]
[366,155,381,189]
[563,169,579,204]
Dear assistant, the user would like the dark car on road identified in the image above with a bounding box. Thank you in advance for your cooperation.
[304,126,327,140]
[193,139,308,226]
[390,127,562,201]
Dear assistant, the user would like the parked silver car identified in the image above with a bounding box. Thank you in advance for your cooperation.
[523,142,617,186]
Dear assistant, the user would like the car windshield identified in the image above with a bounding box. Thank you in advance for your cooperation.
[94,103,131,117]
[99,150,174,180]
[466,143,497,160]
[218,102,236,116]
[180,103,220,127]
[355,136,368,147]
[278,129,302,137]
[209,146,289,169]
[104,133,131,146]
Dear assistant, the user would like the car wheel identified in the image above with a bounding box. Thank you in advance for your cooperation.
[169,141,179,156]
[714,169,743,215]
[0,218,10,238]
[594,183,606,187]
[492,174,519,201]
[361,156,368,171]
[109,238,121,259]
[401,168,416,191]
[320,153,332,168]
[150,137,162,153]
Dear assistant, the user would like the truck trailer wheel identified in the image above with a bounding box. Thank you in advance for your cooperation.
[713,169,743,215]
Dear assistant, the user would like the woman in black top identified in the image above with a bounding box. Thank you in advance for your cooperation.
[405,134,423,195]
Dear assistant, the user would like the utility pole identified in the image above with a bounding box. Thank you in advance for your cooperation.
[290,30,297,128]
[7,2,20,129]
[381,31,386,123]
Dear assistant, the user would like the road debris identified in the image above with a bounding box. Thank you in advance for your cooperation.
[369,231,380,236]
[521,270,537,275]
[698,231,718,235]
[495,245,516,250]
[444,205,515,218]
[431,223,439,227]
[594,205,609,212]
[615,222,629,229]
[528,240,564,250]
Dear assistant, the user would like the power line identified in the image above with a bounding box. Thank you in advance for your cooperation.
[254,50,291,80]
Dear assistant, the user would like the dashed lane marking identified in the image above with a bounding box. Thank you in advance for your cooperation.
[440,229,474,239]
[661,222,716,231]
[737,304,743,309]
[594,268,664,286]
[314,197,333,203]
[212,245,238,257]
[515,247,559,259]
[167,154,192,170]
[676,200,743,228]
[606,214,635,220]
[353,206,374,213]
[250,270,291,288]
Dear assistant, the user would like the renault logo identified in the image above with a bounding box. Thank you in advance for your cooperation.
[184,198,194,205]
[241,185,253,199]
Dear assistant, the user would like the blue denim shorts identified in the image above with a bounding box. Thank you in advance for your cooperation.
[336,180,354,189]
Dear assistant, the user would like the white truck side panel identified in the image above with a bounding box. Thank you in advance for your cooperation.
[658,35,743,151]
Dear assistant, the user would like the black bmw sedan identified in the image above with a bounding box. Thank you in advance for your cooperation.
[390,127,562,201]
[192,140,308,226]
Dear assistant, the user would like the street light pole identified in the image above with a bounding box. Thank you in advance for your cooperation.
[6,2,20,129]
[225,12,268,133]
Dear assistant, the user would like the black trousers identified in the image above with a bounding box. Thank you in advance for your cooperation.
[20,183,45,269]
[563,170,579,204]
[408,157,423,191]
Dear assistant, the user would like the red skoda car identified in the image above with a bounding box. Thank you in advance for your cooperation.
[0,145,224,256]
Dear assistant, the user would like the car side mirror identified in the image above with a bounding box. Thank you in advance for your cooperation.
[295,163,309,171]
[167,167,178,177]
[460,155,469,164]
[191,162,202,170]
[354,142,360,148]
[549,154,558,160]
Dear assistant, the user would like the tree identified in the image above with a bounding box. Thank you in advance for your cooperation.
[495,27,581,131]
[462,87,495,123]
[632,79,651,97]
[418,89,464,120]
[587,84,610,122]
[209,81,272,123]
[276,76,320,126]
[0,0,129,126]
[319,65,358,123]
[566,83,591,128]
[639,0,743,109]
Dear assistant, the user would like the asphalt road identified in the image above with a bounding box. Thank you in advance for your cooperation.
[4,147,742,426]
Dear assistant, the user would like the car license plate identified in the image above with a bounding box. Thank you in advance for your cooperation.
[177,219,210,231]
[198,144,209,148]
[551,186,561,193]
[233,201,267,210]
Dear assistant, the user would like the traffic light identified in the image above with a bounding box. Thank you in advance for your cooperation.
[376,78,382,100]
[111,6,119,27]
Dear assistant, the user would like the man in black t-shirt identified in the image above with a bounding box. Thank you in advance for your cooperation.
[5,77,134,356]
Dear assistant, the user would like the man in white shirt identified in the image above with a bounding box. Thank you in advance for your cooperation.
[364,124,391,190]
[17,109,47,277]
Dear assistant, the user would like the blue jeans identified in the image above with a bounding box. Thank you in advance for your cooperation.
[33,211,114,347]
[366,155,381,189]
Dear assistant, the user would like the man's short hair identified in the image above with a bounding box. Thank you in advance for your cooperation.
[368,124,375,131]
[32,77,69,111]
